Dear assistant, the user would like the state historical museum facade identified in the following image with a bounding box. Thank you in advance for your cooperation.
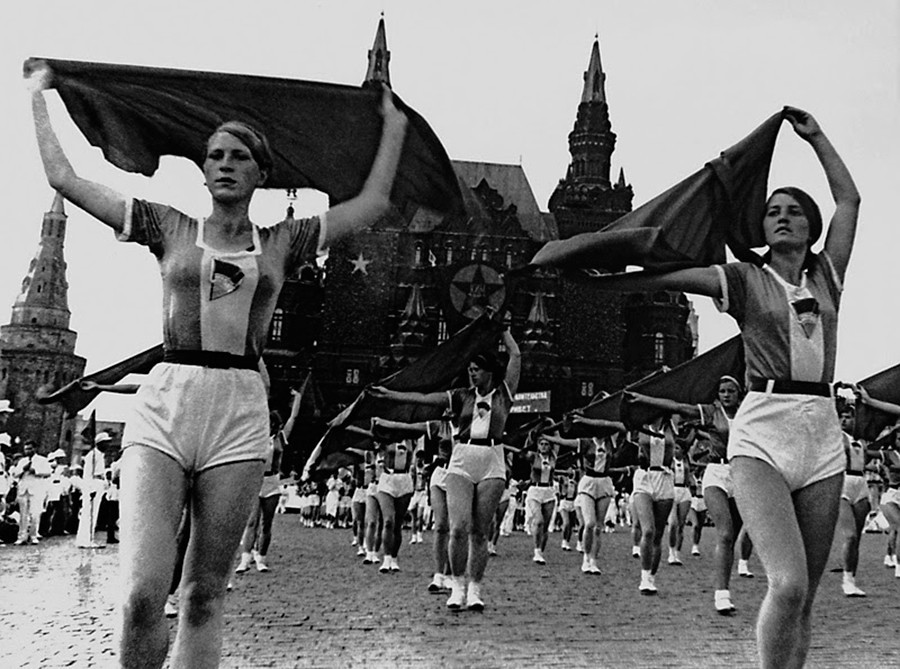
[263,20,697,459]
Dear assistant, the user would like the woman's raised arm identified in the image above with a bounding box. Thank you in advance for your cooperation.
[27,60,128,233]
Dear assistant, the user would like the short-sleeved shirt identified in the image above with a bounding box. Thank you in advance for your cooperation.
[637,420,676,469]
[530,450,557,485]
[118,200,324,359]
[697,401,732,461]
[715,253,841,383]
[842,432,867,473]
[578,436,614,476]
[447,383,513,442]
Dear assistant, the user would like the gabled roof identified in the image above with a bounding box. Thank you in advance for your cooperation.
[451,160,557,242]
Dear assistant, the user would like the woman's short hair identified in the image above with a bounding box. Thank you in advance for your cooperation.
[208,121,274,181]
[767,186,823,246]
[718,375,744,394]
[471,351,506,380]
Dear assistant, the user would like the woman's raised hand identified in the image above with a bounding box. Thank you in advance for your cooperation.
[24,58,53,94]
[783,106,822,141]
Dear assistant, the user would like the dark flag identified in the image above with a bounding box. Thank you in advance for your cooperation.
[81,410,97,446]
[32,57,464,214]
[304,314,505,475]
[561,336,745,435]
[37,345,164,417]
[527,112,786,274]
[854,363,900,442]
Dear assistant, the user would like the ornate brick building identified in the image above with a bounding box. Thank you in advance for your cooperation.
[264,20,697,464]
[0,194,86,456]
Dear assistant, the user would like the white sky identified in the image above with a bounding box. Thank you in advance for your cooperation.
[2,0,898,421]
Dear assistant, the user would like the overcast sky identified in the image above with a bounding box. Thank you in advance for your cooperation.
[2,0,898,421]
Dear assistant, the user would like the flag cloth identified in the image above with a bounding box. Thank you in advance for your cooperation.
[304,314,505,475]
[528,112,786,274]
[37,345,164,417]
[564,336,745,435]
[854,363,900,442]
[35,58,464,214]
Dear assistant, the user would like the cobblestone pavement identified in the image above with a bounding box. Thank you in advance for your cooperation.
[2,515,898,668]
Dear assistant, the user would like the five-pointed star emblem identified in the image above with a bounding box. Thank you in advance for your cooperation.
[350,252,372,275]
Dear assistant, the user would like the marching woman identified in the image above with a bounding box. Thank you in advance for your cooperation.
[28,60,408,669]
[557,468,580,552]
[666,439,697,567]
[522,432,561,565]
[235,388,302,575]
[626,375,753,614]
[370,328,520,611]
[593,107,860,665]
[541,413,629,575]
[350,463,368,556]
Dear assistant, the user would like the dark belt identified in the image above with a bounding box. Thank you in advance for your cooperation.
[584,468,606,478]
[675,483,688,487]
[164,350,259,371]
[466,438,498,447]
[748,378,832,398]
[534,482,553,487]
[646,466,666,472]
[707,456,727,465]
[846,470,865,477]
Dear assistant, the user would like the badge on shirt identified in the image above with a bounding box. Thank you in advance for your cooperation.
[209,259,244,301]
[791,297,820,338]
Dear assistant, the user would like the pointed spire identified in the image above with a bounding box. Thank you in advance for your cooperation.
[390,284,429,367]
[616,167,627,188]
[364,14,391,87]
[51,191,65,215]
[521,292,553,353]
[580,37,606,104]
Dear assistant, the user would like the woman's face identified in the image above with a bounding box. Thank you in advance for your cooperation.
[718,380,741,409]
[468,363,492,389]
[762,192,811,251]
[204,132,264,203]
[537,438,551,455]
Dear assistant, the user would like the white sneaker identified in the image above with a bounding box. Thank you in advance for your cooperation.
[588,559,602,575]
[561,540,571,551]
[639,573,657,596]
[533,549,546,565]
[466,581,484,611]
[691,545,701,557]
[226,578,234,591]
[357,546,366,557]
[575,540,583,552]
[379,556,392,573]
[428,573,445,593]
[235,553,252,573]
[895,563,900,579]
[738,559,754,578]
[351,537,358,546]
[884,554,897,568]
[389,556,400,572]
[842,579,866,597]
[446,578,466,610]
[667,553,683,566]
[581,557,592,573]
[632,545,641,558]
[416,533,424,544]
[715,589,736,615]
[164,594,178,618]
[254,554,270,572]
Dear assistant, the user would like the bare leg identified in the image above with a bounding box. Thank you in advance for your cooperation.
[732,457,841,669]
[705,486,740,591]
[444,473,475,579]
[118,448,189,669]
[430,485,450,576]
[255,495,280,557]
[578,494,598,558]
[467,478,505,582]
[170,459,264,669]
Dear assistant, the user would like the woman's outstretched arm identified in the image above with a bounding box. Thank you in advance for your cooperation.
[27,60,128,233]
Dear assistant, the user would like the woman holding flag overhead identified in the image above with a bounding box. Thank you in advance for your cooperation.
[28,58,407,669]
[370,328,520,612]
[570,107,859,667]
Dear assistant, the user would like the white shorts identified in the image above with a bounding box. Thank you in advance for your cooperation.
[325,491,340,516]
[728,391,844,492]
[841,474,869,505]
[446,443,506,484]
[632,469,675,502]
[351,488,367,505]
[123,362,268,473]
[259,474,281,499]
[673,486,692,505]
[691,496,707,513]
[558,499,575,512]
[378,472,414,498]
[881,487,900,508]
[366,483,378,498]
[525,485,557,515]
[702,463,734,498]
[430,465,448,491]
[409,489,427,510]
[577,475,615,501]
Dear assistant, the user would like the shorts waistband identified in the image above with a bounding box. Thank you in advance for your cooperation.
[534,482,553,487]
[675,483,688,487]
[465,438,498,447]
[707,457,727,465]
[583,468,607,478]
[747,378,832,398]
[164,350,259,371]
[846,470,865,477]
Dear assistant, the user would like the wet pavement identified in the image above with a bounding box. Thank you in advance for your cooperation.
[2,515,898,668]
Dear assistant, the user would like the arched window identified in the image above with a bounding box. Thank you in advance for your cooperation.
[414,242,424,266]
[270,308,284,342]
[445,243,454,265]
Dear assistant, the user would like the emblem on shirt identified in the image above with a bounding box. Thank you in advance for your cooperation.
[209,259,245,300]
[791,297,820,338]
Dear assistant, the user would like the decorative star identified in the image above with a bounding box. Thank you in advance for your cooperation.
[350,252,372,275]
[449,264,506,319]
